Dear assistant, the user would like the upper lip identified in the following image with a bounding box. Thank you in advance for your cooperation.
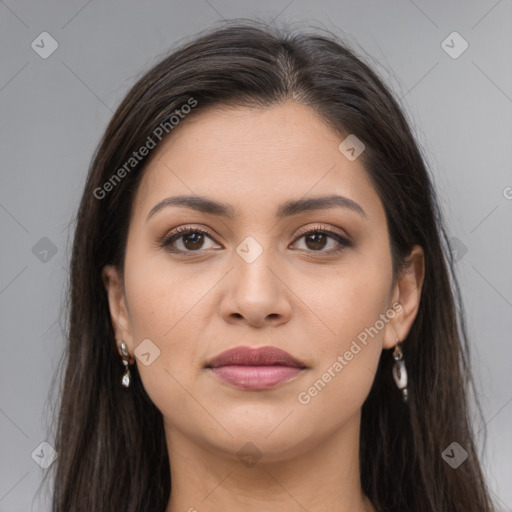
[205,346,307,369]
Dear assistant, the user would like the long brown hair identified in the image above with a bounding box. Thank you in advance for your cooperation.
[39,19,494,511]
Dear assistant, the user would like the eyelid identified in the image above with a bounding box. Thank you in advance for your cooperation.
[293,223,350,242]
[160,224,217,244]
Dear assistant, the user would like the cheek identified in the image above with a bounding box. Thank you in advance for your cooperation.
[123,237,207,338]
[294,251,392,408]
[301,252,392,349]
[121,241,201,381]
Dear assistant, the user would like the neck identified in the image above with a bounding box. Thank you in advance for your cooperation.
[164,412,375,512]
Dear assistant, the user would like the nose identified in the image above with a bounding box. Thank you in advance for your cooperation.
[219,248,293,329]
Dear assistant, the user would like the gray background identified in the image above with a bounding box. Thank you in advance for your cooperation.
[1,1,511,510]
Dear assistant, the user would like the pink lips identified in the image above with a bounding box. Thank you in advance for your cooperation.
[205,346,307,390]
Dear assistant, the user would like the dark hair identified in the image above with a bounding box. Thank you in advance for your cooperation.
[40,19,494,512]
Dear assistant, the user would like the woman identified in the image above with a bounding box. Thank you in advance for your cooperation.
[42,19,494,512]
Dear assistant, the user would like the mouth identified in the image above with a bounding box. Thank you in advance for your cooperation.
[204,345,308,390]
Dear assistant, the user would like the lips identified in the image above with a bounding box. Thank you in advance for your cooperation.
[204,345,307,369]
[204,345,308,390]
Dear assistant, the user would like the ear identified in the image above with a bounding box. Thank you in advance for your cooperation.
[102,264,134,354]
[383,244,425,349]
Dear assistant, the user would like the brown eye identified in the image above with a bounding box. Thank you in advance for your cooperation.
[304,232,329,250]
[180,231,206,250]
[160,227,218,253]
[292,228,351,254]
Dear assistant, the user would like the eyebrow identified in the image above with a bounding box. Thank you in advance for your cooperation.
[145,194,367,222]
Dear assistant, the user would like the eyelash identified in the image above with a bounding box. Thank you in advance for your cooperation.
[159,224,351,255]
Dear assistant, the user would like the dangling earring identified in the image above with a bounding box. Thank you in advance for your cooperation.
[392,341,408,403]
[120,340,133,388]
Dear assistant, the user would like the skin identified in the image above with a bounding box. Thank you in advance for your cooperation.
[103,101,425,512]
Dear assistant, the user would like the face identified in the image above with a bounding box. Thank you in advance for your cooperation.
[103,101,424,462]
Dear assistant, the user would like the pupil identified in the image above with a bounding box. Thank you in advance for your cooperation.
[185,232,203,250]
[307,233,326,250]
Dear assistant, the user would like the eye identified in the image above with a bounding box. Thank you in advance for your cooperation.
[290,225,351,254]
[160,226,220,253]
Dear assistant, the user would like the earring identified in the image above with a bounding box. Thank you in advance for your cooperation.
[392,341,408,403]
[120,340,133,388]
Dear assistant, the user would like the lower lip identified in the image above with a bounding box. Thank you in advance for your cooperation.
[208,365,304,389]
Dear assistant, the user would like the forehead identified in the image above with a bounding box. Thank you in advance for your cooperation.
[132,102,383,223]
